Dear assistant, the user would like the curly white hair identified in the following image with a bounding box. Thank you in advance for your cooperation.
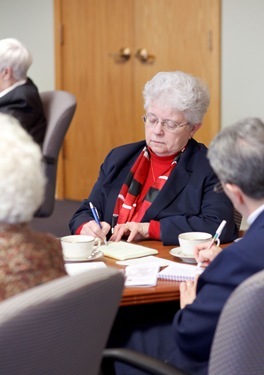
[0,113,46,223]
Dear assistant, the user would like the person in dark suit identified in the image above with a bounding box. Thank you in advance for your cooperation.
[169,117,264,374]
[105,117,264,375]
[69,71,238,245]
[0,38,46,146]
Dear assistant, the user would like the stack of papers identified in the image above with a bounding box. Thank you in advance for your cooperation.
[125,264,160,287]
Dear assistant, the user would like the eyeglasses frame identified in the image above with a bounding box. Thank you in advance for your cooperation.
[142,112,189,133]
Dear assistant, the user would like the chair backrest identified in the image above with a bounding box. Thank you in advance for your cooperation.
[209,269,264,374]
[35,90,77,217]
[0,267,124,375]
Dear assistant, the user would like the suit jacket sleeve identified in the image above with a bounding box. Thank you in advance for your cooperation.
[169,218,264,373]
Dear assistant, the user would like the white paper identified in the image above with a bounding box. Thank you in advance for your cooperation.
[65,261,107,276]
[117,255,174,267]
[125,264,160,287]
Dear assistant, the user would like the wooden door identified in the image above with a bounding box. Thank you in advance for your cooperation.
[54,0,220,200]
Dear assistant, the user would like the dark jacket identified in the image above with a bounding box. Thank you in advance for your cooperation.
[0,78,46,146]
[169,210,264,374]
[69,138,237,245]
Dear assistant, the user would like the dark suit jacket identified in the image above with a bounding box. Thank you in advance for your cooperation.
[69,139,237,245]
[169,210,264,374]
[0,78,46,146]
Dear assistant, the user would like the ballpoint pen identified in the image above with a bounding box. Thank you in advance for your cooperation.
[89,202,107,246]
[197,220,227,269]
[111,214,119,234]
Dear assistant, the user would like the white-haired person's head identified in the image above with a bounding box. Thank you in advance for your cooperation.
[143,71,210,125]
[0,38,32,84]
[0,113,46,223]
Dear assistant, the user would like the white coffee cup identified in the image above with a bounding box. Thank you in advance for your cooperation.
[178,232,219,256]
[61,235,101,260]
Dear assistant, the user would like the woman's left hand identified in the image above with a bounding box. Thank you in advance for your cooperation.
[179,274,199,309]
[110,222,150,242]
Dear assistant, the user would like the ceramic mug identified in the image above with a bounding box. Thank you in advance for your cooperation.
[178,232,220,256]
[61,235,101,260]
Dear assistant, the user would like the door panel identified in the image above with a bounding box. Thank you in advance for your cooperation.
[133,0,220,143]
[55,0,220,200]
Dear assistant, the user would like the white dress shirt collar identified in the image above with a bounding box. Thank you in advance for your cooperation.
[0,79,27,98]
[247,203,264,226]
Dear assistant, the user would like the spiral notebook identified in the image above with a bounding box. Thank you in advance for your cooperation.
[158,263,204,281]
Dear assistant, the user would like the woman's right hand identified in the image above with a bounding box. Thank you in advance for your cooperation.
[194,243,222,267]
[80,220,110,243]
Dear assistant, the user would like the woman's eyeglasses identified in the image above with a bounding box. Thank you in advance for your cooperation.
[142,112,189,133]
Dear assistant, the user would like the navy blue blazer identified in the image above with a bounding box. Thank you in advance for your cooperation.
[0,78,46,146]
[69,138,237,245]
[169,210,264,374]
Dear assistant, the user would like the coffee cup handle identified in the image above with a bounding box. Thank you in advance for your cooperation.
[215,238,220,246]
[93,237,101,250]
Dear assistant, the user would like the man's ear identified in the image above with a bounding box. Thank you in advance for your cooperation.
[225,183,244,205]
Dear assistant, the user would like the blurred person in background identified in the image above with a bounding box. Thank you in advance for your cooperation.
[0,113,66,301]
[0,38,46,146]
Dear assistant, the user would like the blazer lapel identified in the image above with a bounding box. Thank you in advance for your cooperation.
[142,162,191,221]
[142,140,198,221]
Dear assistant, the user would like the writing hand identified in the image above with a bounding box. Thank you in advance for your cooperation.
[194,243,222,268]
[80,220,110,243]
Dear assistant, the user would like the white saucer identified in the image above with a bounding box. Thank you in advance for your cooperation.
[64,251,104,262]
[170,247,196,264]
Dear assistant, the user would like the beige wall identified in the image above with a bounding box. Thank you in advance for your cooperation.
[0,0,54,91]
[221,0,264,128]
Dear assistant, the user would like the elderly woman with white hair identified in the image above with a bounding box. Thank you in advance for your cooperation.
[0,38,46,146]
[0,113,66,301]
[70,71,238,245]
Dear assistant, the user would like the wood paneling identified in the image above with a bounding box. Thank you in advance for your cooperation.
[54,0,220,200]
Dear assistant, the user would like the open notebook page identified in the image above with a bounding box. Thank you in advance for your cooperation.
[99,241,158,261]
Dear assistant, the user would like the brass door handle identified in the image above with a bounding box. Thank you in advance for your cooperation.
[135,48,155,63]
[111,47,131,63]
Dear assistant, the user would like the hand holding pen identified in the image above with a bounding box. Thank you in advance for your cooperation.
[89,202,108,246]
[196,220,227,268]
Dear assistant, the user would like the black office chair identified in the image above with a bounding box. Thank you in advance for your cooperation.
[34,90,76,217]
[102,269,264,375]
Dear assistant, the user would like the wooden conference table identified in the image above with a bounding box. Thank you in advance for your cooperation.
[102,240,192,307]
[101,239,234,306]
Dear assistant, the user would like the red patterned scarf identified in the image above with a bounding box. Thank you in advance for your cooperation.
[112,146,185,230]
